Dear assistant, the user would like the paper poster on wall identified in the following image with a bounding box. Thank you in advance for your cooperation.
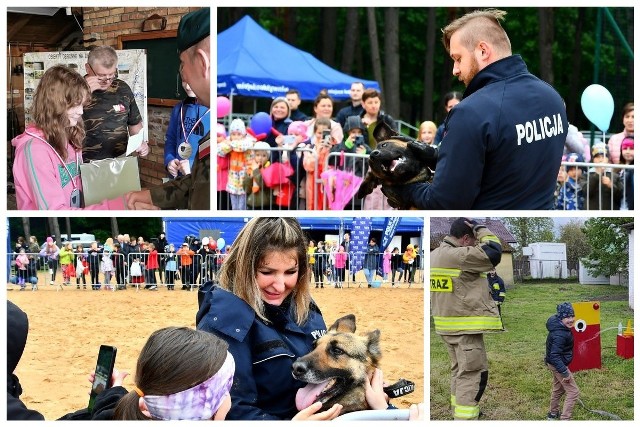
[22,49,148,138]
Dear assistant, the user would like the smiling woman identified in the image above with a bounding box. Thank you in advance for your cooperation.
[195,217,389,421]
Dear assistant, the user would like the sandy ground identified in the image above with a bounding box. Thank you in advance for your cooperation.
[7,277,424,420]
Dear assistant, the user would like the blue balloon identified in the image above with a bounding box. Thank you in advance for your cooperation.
[217,238,226,249]
[30,276,38,284]
[250,112,272,135]
[581,84,614,133]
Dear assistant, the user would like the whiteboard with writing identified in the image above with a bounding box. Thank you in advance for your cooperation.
[23,49,148,138]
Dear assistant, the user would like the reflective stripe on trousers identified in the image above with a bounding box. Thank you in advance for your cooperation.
[455,403,480,420]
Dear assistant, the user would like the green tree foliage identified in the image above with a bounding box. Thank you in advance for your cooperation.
[557,220,590,266]
[582,217,633,276]
[504,217,554,257]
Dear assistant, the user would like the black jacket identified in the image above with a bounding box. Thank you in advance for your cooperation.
[544,314,574,376]
[7,301,45,420]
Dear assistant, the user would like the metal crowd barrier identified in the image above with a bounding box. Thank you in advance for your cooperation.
[308,251,424,288]
[556,161,633,210]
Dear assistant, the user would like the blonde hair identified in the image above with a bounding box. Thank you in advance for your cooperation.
[218,218,312,325]
[418,121,438,143]
[442,9,511,57]
[31,65,90,159]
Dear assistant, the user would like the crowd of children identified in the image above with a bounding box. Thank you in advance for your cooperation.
[555,137,633,210]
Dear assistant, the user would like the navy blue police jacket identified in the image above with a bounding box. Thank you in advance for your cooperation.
[406,55,567,209]
[196,285,327,420]
[544,314,574,376]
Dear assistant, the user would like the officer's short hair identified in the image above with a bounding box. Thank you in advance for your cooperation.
[450,217,474,239]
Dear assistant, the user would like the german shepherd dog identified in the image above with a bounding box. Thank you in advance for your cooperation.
[357,121,437,209]
[292,314,381,415]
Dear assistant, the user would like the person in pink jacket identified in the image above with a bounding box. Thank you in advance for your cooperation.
[333,245,348,288]
[382,248,392,282]
[11,65,126,210]
[607,102,634,164]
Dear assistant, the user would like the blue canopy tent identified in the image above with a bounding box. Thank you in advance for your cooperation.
[162,217,422,249]
[217,16,380,101]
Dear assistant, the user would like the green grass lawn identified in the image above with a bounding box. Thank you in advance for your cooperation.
[429,282,634,420]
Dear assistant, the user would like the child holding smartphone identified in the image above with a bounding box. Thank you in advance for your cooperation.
[302,117,333,210]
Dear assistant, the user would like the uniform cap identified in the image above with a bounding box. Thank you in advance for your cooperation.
[177,8,210,54]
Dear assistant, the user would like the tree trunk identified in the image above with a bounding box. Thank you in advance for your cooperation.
[65,218,72,241]
[321,8,338,67]
[340,8,359,74]
[421,8,437,122]
[538,8,555,85]
[383,8,400,118]
[567,8,585,123]
[111,218,119,238]
[21,218,31,242]
[49,217,61,245]
[366,8,383,94]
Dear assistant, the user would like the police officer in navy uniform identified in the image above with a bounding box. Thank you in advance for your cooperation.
[383,9,567,210]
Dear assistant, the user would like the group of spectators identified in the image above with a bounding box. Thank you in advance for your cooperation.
[217,84,397,210]
[11,233,231,291]
[306,235,422,289]
[555,102,634,210]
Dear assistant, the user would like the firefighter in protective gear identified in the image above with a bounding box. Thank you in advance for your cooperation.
[430,218,503,420]
[487,268,506,317]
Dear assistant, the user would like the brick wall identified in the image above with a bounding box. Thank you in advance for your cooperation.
[83,7,200,187]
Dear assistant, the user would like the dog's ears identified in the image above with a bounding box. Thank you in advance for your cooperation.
[372,120,399,143]
[366,329,382,365]
[328,314,357,333]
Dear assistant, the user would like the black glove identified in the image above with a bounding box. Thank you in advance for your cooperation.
[380,184,410,209]
[407,140,438,170]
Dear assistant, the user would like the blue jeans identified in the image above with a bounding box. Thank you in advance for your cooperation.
[363,268,375,285]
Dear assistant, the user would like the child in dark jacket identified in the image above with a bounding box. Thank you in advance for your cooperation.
[544,302,580,420]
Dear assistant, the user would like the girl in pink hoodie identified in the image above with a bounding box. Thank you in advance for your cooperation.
[11,65,126,210]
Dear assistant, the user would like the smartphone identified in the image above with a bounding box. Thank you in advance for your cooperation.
[321,130,332,145]
[354,135,365,147]
[87,345,117,412]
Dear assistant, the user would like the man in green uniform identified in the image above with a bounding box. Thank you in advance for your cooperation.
[430,218,503,420]
[83,46,148,160]
[126,7,210,210]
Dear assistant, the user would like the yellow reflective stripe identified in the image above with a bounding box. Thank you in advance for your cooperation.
[499,292,506,297]
[430,267,461,277]
[450,395,456,407]
[492,283,501,289]
[479,272,487,278]
[480,234,501,244]
[455,404,480,419]
[433,316,503,331]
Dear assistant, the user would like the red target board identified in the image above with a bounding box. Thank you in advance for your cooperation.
[569,301,602,372]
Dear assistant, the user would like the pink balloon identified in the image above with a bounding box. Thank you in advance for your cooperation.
[217,96,231,118]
